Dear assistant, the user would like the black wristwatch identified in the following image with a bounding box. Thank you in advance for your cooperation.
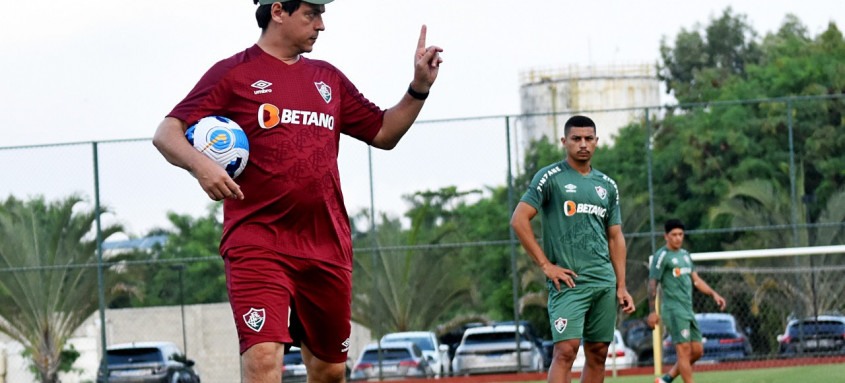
[407,84,429,100]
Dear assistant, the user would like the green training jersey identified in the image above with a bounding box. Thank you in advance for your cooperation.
[649,246,695,313]
[520,160,622,287]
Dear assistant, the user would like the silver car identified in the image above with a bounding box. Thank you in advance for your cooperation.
[451,324,545,375]
[97,341,200,383]
[381,331,451,377]
[350,341,434,381]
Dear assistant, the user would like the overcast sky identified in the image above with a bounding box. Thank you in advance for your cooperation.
[1,0,842,235]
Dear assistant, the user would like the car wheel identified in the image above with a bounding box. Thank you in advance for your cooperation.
[169,371,183,383]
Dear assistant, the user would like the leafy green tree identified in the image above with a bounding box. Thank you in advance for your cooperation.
[0,195,121,383]
[128,203,228,307]
[652,14,845,248]
[659,7,762,103]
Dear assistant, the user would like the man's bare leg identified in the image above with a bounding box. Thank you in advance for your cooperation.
[301,343,347,383]
[243,342,283,383]
[581,341,609,383]
[547,339,581,383]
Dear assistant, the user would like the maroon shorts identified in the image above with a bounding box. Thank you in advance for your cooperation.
[223,246,352,363]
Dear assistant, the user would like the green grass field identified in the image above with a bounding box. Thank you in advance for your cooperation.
[526,363,845,383]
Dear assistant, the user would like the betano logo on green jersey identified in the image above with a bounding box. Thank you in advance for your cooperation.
[564,200,607,218]
[673,267,692,277]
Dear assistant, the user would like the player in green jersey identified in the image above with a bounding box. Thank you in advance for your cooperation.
[647,219,726,383]
[511,115,635,383]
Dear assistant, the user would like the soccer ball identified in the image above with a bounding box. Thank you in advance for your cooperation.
[185,116,250,178]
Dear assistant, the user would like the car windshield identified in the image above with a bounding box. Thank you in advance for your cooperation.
[385,336,434,351]
[463,331,527,345]
[106,348,163,364]
[284,350,303,365]
[788,320,845,336]
[699,319,735,334]
[361,348,412,362]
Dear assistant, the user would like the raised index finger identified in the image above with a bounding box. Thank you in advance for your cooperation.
[417,24,427,50]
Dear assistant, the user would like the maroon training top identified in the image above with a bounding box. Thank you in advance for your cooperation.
[168,44,385,270]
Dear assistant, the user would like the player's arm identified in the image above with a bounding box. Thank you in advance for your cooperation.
[510,201,577,291]
[371,25,443,150]
[691,271,726,310]
[152,117,243,201]
[647,278,660,328]
[608,224,635,313]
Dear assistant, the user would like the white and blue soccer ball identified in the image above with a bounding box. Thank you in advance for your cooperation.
[185,116,250,178]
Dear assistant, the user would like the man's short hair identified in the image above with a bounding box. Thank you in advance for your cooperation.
[563,115,596,137]
[664,219,685,233]
[253,0,302,30]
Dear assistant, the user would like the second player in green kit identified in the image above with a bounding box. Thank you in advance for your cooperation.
[511,115,635,383]
[648,219,726,383]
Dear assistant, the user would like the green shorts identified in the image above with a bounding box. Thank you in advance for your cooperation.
[547,285,617,343]
[662,308,701,344]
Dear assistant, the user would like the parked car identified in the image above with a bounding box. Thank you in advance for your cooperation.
[451,324,545,375]
[663,313,752,363]
[282,346,307,383]
[97,341,200,383]
[777,315,845,355]
[349,341,434,381]
[572,329,638,371]
[621,319,654,366]
[541,339,555,370]
[381,331,451,376]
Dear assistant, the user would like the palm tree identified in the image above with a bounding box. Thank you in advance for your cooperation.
[709,180,845,323]
[0,195,122,383]
[351,188,475,336]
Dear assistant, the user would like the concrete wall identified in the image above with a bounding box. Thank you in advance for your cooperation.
[0,303,372,383]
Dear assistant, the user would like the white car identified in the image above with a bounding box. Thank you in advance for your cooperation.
[451,324,545,375]
[572,329,638,371]
[381,331,451,377]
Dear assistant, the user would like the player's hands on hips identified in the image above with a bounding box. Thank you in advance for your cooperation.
[411,24,443,93]
[543,263,577,291]
[647,312,660,329]
[617,287,636,314]
[712,292,727,311]
[191,156,243,201]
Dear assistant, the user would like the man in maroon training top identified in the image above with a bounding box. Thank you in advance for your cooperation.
[152,1,442,382]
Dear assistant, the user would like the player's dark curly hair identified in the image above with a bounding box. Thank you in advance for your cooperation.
[664,219,685,233]
[563,115,597,137]
[253,0,302,30]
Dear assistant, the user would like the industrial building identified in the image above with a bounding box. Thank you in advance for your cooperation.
[518,64,661,148]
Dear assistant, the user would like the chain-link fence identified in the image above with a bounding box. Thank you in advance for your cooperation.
[1,94,844,382]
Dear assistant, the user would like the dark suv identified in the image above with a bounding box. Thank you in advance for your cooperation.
[97,341,201,383]
[663,313,752,362]
[778,315,845,355]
